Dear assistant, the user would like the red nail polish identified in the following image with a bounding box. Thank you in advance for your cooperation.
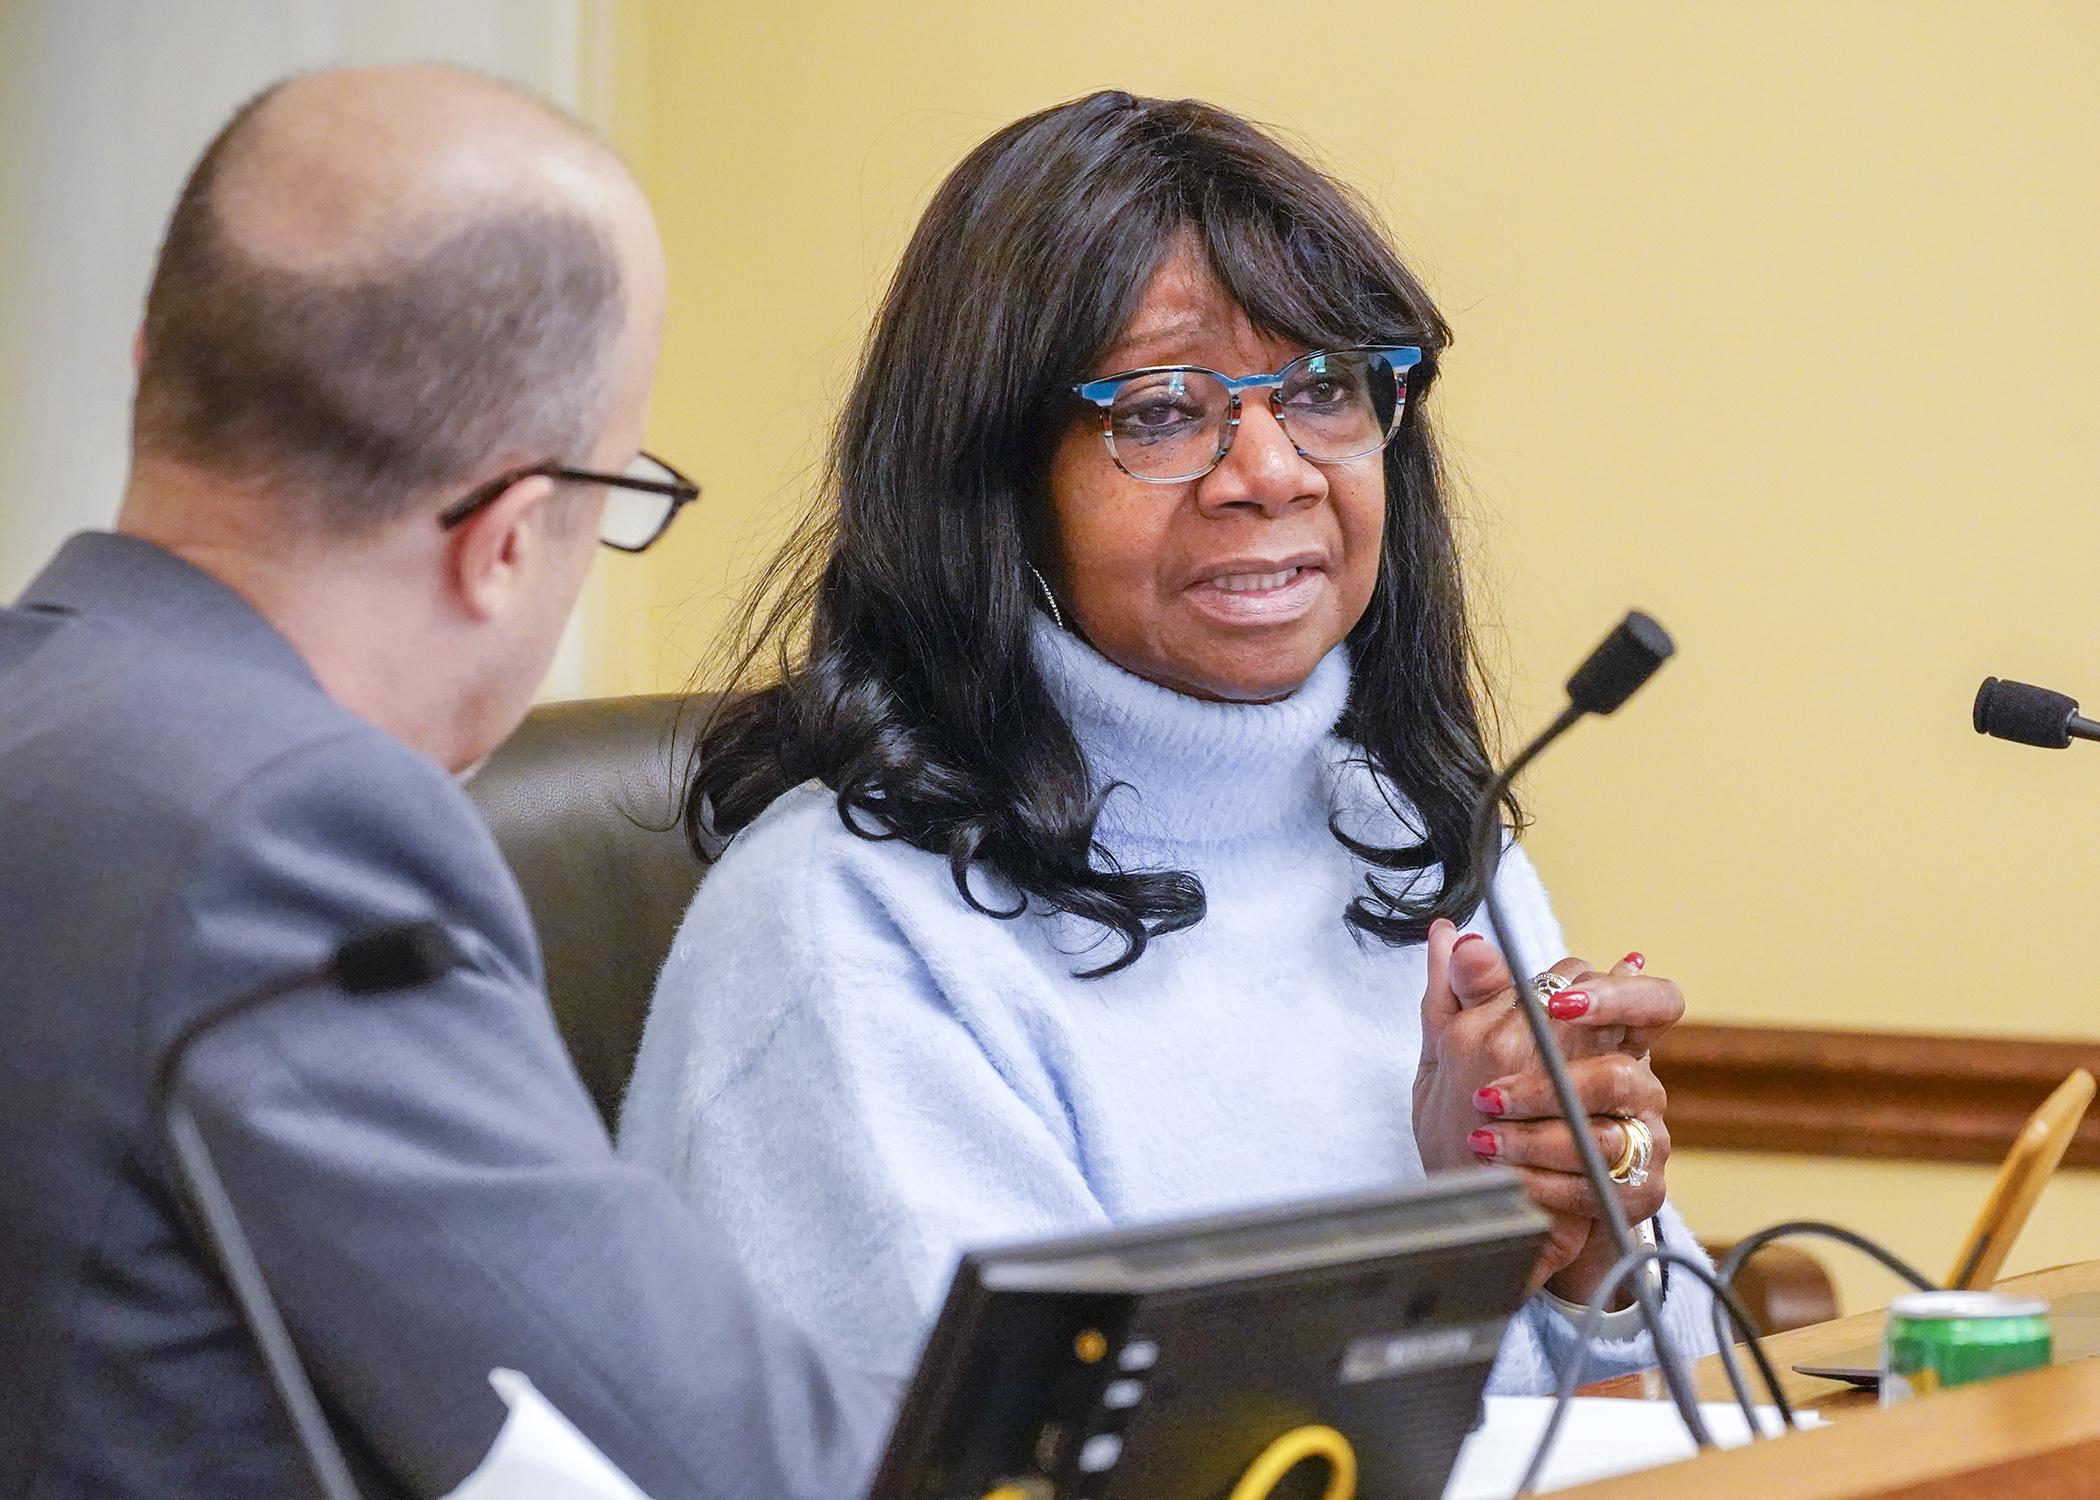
[1475,1087,1505,1116]
[1547,991,1590,1020]
[1468,1129,1499,1157]
[1453,933,1486,950]
[1622,951,1645,972]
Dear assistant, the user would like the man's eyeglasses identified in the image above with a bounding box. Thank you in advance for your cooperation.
[437,451,701,553]
[1071,345,1423,485]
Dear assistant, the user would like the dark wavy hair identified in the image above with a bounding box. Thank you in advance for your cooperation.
[683,90,1516,976]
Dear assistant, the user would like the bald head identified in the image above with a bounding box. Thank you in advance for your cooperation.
[134,66,662,533]
[214,68,634,271]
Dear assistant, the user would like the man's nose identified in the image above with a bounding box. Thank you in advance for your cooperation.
[1195,396,1326,518]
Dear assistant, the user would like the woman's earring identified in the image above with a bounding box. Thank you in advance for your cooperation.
[1027,565,1064,630]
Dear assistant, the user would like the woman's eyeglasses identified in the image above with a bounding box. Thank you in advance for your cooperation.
[437,451,701,553]
[1071,345,1422,485]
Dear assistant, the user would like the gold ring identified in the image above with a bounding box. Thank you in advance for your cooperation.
[1608,1116,1653,1187]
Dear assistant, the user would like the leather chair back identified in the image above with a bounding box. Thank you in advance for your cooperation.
[464,694,716,1128]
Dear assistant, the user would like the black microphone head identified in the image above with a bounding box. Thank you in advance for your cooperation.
[1973,677,2078,749]
[1565,611,1675,715]
[328,921,464,995]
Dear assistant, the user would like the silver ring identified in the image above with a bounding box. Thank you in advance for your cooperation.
[1532,971,1572,1000]
[1608,1116,1653,1188]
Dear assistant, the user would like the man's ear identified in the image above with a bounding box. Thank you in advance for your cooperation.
[132,327,146,374]
[441,474,562,623]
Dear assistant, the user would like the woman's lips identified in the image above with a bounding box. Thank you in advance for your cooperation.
[1184,564,1325,623]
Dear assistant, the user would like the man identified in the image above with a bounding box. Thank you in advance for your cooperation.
[0,68,886,1498]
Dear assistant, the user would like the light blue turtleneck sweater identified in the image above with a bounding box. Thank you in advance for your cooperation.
[618,619,1716,1393]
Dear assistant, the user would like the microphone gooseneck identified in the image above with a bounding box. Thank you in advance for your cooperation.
[160,1113,359,1500]
[1973,676,2100,749]
[1467,612,1714,1449]
[156,922,467,1500]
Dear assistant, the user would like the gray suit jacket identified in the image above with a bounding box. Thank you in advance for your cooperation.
[0,533,890,1499]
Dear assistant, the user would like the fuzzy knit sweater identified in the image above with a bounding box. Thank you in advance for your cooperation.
[618,618,1717,1393]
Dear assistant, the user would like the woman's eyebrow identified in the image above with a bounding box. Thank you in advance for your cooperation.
[1105,318,1209,367]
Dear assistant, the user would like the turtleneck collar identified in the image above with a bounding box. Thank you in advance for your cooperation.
[1030,614,1351,852]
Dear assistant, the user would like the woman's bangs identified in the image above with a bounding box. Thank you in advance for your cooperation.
[1196,197,1429,355]
[1045,201,1185,388]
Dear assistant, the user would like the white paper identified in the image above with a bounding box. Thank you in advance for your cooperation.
[1442,1395,1827,1498]
[440,1369,657,1500]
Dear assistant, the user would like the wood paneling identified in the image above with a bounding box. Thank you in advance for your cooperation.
[1652,1024,2100,1166]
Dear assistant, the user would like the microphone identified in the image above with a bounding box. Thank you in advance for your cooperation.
[1973,677,2100,749]
[154,922,466,1500]
[1466,612,1713,1447]
[1565,610,1674,716]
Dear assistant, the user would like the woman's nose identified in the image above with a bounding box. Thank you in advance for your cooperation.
[1196,397,1326,517]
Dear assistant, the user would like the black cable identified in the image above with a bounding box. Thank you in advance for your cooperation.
[1705,1220,1937,1412]
[1513,1205,1947,1492]
[1472,702,1714,1451]
[1515,1247,1793,1498]
[1713,1220,1937,1298]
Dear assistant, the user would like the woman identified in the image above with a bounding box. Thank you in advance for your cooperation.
[619,91,1714,1394]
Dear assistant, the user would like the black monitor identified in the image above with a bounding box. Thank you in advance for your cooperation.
[867,1169,1548,1500]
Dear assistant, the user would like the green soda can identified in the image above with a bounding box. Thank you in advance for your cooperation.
[1881,1291,2053,1406]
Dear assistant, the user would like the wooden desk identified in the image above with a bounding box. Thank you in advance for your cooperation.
[1560,1354,2100,1498]
[1556,1259,2100,1497]
[1580,1258,2100,1417]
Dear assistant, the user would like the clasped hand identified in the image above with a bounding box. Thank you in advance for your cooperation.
[1413,918,1681,1306]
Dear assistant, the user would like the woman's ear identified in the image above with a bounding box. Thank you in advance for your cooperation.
[441,474,562,623]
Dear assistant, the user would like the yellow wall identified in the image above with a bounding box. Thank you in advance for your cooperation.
[610,3,2100,1310]
[600,0,2100,1006]
[0,1,2087,1316]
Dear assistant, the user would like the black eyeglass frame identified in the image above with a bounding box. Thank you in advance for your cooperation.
[436,451,701,554]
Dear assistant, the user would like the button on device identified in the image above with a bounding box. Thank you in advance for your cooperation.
[1102,1378,1143,1410]
[1117,1339,1159,1371]
[1076,1434,1123,1473]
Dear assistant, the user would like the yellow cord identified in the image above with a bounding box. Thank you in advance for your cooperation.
[979,1422,1356,1500]
[1226,1424,1358,1500]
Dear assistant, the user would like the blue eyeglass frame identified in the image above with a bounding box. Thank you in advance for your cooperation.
[1070,344,1425,484]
